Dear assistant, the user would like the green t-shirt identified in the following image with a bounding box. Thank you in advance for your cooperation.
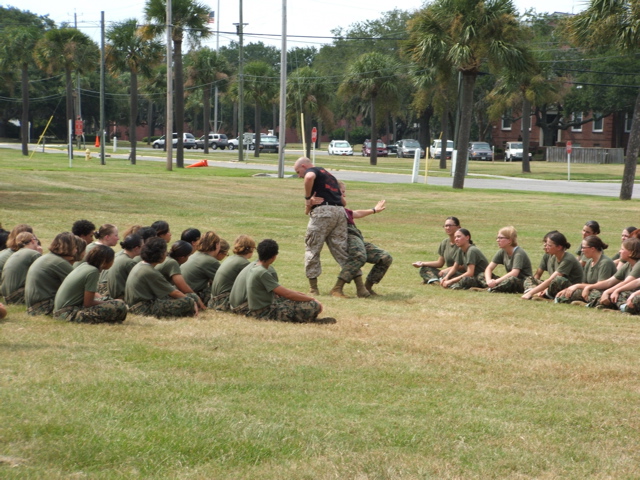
[229,261,257,309]
[54,263,99,310]
[125,262,176,305]
[73,241,99,268]
[583,255,616,284]
[181,251,221,292]
[538,253,551,272]
[247,264,281,311]
[0,248,41,297]
[155,257,182,284]
[438,238,459,268]
[24,253,73,307]
[614,260,640,281]
[548,251,584,285]
[454,245,489,275]
[490,247,533,280]
[0,248,14,275]
[211,254,250,297]
[107,252,137,299]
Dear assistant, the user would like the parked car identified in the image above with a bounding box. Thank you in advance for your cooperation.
[387,142,398,154]
[504,141,532,161]
[257,135,280,153]
[396,139,425,158]
[152,133,197,149]
[361,139,388,157]
[328,140,354,156]
[468,142,493,161]
[227,133,254,150]
[430,139,454,159]
[196,133,228,150]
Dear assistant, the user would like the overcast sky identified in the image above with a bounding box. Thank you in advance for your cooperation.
[4,0,587,50]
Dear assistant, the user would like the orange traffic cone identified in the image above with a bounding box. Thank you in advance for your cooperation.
[187,159,209,168]
[95,135,100,147]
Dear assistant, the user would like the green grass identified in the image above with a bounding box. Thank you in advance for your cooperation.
[1,148,640,478]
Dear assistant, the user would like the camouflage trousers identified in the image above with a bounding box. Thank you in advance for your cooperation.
[27,298,55,316]
[449,273,488,290]
[250,296,322,323]
[555,287,602,305]
[586,289,631,310]
[208,291,230,311]
[523,276,571,298]
[305,205,348,279]
[3,287,25,305]
[53,299,127,324]
[97,282,109,297]
[490,275,531,294]
[128,293,198,318]
[620,293,640,314]
[231,301,250,316]
[195,287,211,306]
[339,231,392,284]
[420,266,444,283]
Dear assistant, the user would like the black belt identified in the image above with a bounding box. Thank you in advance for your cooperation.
[312,202,342,209]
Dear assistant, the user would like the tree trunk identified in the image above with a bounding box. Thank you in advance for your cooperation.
[174,38,184,168]
[453,73,476,189]
[620,89,640,200]
[370,96,378,166]
[147,99,153,145]
[65,67,73,127]
[232,102,238,138]
[521,97,531,174]
[318,119,323,149]
[21,63,29,156]
[440,104,449,170]
[304,108,312,158]
[203,85,211,154]
[254,103,261,158]
[129,71,138,165]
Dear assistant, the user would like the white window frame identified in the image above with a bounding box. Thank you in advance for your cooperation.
[592,113,603,133]
[625,113,633,133]
[571,112,583,132]
[501,114,512,131]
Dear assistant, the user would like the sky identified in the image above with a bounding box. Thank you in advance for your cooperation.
[4,0,587,50]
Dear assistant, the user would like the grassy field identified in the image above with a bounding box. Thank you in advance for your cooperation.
[1,148,640,478]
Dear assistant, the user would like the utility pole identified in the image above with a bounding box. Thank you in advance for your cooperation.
[74,12,83,149]
[100,11,105,165]
[166,0,173,171]
[213,0,220,133]
[277,0,287,177]
[234,8,247,161]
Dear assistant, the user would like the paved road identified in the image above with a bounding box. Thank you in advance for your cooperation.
[3,143,637,198]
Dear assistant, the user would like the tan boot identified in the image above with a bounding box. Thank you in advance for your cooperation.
[364,279,378,296]
[354,276,371,298]
[330,278,349,298]
[309,277,320,295]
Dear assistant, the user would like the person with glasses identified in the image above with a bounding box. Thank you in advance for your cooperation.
[413,216,461,284]
[0,232,42,304]
[521,231,583,300]
[181,231,223,306]
[481,226,533,293]
[441,228,489,290]
[556,235,616,305]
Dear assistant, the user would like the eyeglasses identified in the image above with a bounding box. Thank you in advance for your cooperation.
[496,236,507,240]
[582,245,594,250]
[544,243,557,248]
[443,224,457,228]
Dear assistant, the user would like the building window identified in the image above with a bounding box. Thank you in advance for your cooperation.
[571,112,583,132]
[625,113,633,133]
[501,113,512,130]
[592,113,603,132]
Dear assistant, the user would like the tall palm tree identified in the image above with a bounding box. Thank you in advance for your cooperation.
[185,47,231,153]
[0,25,44,156]
[106,19,163,165]
[339,52,399,166]
[405,0,531,188]
[243,61,278,158]
[142,0,212,168]
[33,28,99,137]
[287,66,333,158]
[570,0,640,200]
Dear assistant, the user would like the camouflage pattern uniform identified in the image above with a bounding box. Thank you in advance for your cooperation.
[250,296,321,323]
[339,224,392,285]
[208,291,230,311]
[53,299,127,323]
[4,287,25,305]
[449,273,487,290]
[305,205,348,279]
[194,288,211,307]
[420,239,459,283]
[129,292,198,318]
[27,298,55,316]
[489,275,532,294]
[231,301,250,316]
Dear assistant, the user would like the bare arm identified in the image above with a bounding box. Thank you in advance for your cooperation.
[273,285,319,305]
[352,200,386,219]
[172,274,206,310]
[413,256,445,269]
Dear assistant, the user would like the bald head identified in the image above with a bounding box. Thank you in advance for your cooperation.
[294,157,313,178]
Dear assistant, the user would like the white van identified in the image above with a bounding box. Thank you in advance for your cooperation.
[430,139,454,159]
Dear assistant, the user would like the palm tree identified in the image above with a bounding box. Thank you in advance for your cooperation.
[0,25,44,155]
[570,0,640,200]
[405,0,531,188]
[33,28,99,137]
[243,61,278,158]
[287,66,333,158]
[185,47,231,153]
[143,0,212,168]
[339,52,399,166]
[106,19,163,165]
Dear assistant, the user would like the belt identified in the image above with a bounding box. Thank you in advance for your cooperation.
[312,202,342,209]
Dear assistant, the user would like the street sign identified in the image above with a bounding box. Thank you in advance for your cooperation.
[75,119,84,136]
[311,127,317,143]
[566,141,572,154]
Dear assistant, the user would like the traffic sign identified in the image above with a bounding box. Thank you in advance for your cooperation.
[311,127,317,143]
[75,119,84,136]
[566,141,572,154]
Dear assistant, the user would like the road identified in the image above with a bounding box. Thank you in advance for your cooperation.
[2,143,637,198]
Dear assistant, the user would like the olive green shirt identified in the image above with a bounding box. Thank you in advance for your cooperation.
[125,262,176,305]
[548,251,584,285]
[0,248,41,297]
[211,254,250,297]
[181,251,221,292]
[54,263,99,310]
[583,255,616,284]
[247,264,281,311]
[155,257,181,284]
[490,247,533,280]
[107,252,137,299]
[24,253,73,307]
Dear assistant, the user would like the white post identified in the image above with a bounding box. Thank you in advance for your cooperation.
[411,149,420,183]
[568,152,571,181]
[312,139,315,165]
[113,136,117,152]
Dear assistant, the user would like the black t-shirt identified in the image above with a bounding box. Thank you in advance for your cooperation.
[308,167,342,205]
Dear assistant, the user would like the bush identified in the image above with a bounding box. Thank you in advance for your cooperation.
[349,126,369,145]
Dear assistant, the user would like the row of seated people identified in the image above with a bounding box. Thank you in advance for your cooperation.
[0,220,333,324]
[413,217,640,312]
